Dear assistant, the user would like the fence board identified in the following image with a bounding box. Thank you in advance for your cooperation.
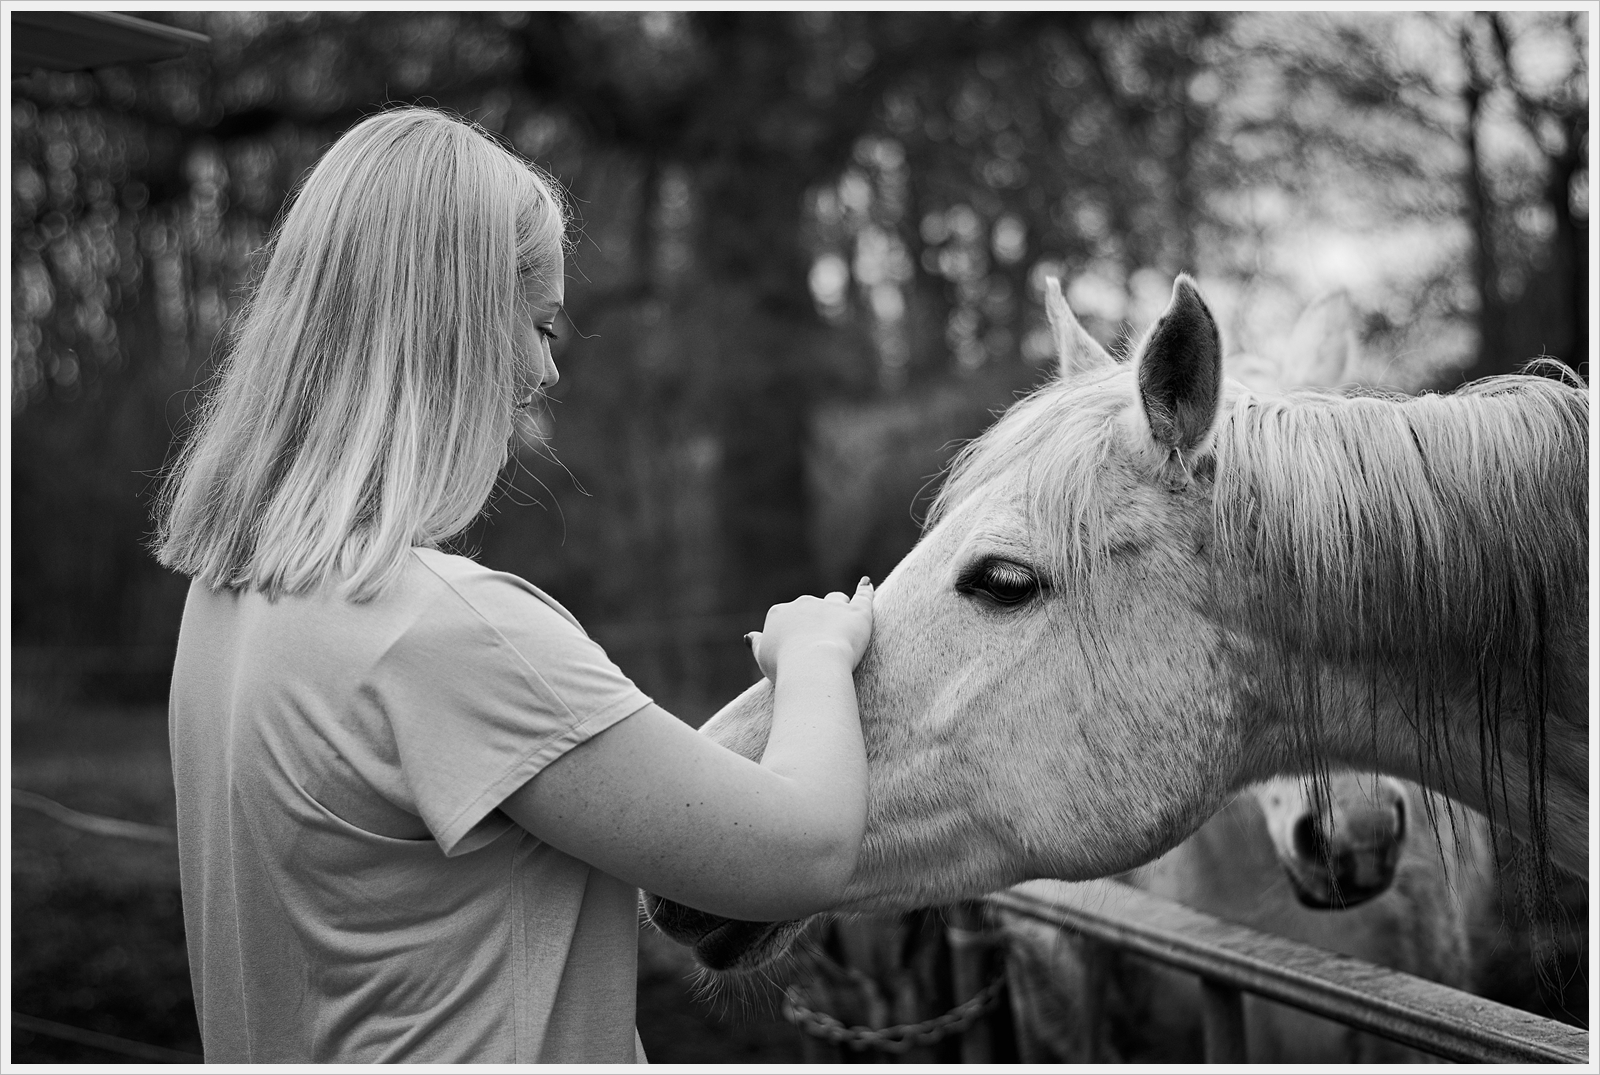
[1199,978,1247,1063]
[988,878,1588,1065]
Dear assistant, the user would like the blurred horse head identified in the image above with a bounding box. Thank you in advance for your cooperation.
[1225,290,1358,394]
[1251,773,1408,909]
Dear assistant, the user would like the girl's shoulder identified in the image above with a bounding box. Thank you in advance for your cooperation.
[392,549,650,762]
[409,547,589,638]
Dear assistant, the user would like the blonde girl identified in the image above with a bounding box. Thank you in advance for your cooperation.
[156,107,873,1064]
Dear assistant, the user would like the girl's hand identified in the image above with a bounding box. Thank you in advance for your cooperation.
[747,577,873,681]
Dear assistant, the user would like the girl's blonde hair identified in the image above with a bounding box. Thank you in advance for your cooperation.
[155,107,566,601]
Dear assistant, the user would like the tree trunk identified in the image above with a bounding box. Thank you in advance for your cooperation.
[1456,29,1507,384]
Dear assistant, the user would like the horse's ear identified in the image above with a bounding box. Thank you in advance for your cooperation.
[1284,290,1356,388]
[1045,276,1114,378]
[1135,274,1222,453]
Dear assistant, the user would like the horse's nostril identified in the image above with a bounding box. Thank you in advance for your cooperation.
[1392,796,1406,843]
[1292,815,1327,862]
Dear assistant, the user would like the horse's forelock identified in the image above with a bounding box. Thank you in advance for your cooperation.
[926,366,1135,585]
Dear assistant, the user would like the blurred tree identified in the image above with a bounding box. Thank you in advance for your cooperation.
[10,12,1097,707]
[1197,11,1587,386]
[1459,11,1588,382]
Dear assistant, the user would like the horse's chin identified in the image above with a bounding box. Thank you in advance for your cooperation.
[641,893,805,971]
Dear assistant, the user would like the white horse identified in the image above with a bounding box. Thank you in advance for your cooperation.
[1003,773,1496,1062]
[777,304,1499,1061]
[646,273,1586,971]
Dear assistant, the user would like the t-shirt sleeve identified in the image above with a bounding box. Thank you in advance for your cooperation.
[366,563,653,856]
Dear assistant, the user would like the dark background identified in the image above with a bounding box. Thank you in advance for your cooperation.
[8,10,1589,1062]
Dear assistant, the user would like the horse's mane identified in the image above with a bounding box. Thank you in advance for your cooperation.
[1212,372,1587,665]
[927,366,1130,581]
[930,366,1587,892]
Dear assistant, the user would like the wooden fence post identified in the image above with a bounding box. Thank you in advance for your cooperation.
[947,902,994,1063]
[1200,977,1248,1063]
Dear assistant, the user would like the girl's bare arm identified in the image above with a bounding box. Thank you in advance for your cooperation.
[499,579,872,921]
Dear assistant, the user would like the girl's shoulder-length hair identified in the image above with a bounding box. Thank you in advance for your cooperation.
[155,106,567,603]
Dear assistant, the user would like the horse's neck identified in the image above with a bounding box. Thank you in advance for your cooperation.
[1312,661,1588,877]
[1222,381,1588,877]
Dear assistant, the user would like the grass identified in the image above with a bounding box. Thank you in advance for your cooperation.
[8,690,800,1064]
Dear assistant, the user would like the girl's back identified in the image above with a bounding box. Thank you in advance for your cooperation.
[171,548,650,1062]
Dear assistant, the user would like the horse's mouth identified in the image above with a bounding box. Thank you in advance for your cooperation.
[641,893,802,971]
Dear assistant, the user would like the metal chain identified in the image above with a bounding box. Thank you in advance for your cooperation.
[782,972,1007,1054]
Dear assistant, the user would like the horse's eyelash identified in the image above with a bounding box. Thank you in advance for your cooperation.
[957,557,1041,592]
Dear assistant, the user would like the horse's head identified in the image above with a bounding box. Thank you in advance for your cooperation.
[1251,773,1409,909]
[649,275,1258,966]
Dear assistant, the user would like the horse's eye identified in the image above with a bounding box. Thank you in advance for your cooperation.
[957,558,1043,608]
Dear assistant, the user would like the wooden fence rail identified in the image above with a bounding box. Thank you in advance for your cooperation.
[986,878,1589,1065]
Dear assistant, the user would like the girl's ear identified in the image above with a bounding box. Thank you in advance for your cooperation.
[1045,277,1114,378]
[1135,274,1222,453]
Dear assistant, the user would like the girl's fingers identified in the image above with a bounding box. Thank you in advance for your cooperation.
[825,577,873,605]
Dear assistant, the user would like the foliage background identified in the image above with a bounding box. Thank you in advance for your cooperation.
[11,10,1587,715]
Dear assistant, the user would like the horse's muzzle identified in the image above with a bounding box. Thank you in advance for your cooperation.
[1284,799,1405,909]
[1283,833,1403,909]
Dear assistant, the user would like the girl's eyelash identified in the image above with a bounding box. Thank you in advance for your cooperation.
[540,325,560,341]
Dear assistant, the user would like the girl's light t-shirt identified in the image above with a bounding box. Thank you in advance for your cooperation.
[169,548,654,1063]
